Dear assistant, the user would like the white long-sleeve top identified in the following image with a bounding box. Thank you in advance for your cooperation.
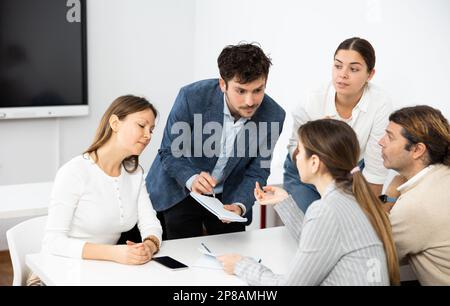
[287,83,392,184]
[42,154,162,259]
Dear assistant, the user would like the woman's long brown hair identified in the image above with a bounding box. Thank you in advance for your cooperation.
[298,119,400,285]
[85,95,157,173]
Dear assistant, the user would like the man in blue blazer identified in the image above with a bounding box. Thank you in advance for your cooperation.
[146,43,285,239]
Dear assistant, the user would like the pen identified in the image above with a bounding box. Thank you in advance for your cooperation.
[208,172,216,198]
[201,242,212,254]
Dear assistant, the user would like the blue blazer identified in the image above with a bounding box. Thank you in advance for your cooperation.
[146,79,285,224]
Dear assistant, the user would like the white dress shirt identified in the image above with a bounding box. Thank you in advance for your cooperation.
[42,154,162,259]
[210,95,247,193]
[186,95,248,214]
[396,165,434,193]
[287,83,392,184]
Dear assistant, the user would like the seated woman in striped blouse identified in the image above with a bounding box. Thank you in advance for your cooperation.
[42,95,162,265]
[218,119,400,285]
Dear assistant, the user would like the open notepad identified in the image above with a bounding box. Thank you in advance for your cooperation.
[190,192,248,223]
[192,248,223,270]
[193,246,261,270]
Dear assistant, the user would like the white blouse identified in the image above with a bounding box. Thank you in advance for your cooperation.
[42,154,162,259]
[288,83,392,184]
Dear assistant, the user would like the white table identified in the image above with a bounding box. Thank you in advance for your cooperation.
[0,182,53,219]
[26,226,296,286]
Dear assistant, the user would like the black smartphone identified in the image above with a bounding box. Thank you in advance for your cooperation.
[153,256,188,270]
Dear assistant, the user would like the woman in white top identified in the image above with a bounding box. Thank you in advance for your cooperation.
[42,95,162,265]
[284,37,392,212]
[218,119,400,285]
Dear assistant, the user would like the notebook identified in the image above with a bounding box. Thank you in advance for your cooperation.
[190,192,248,223]
[192,254,223,270]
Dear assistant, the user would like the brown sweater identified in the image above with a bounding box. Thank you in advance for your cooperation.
[390,164,450,285]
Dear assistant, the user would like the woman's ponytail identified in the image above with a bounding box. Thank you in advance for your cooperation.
[351,171,400,285]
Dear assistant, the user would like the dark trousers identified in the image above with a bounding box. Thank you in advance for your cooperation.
[117,224,142,244]
[158,194,245,240]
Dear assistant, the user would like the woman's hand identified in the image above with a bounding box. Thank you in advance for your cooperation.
[217,254,243,275]
[254,182,289,205]
[385,175,406,199]
[383,175,407,213]
[112,241,152,265]
[142,239,158,257]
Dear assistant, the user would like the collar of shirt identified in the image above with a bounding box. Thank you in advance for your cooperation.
[397,165,435,194]
[321,181,338,199]
[325,83,370,122]
[223,94,249,126]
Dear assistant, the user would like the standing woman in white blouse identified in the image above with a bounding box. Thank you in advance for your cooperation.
[42,95,162,265]
[284,37,392,212]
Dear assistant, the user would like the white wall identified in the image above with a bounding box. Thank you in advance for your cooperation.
[0,0,196,249]
[193,0,450,183]
[0,0,196,186]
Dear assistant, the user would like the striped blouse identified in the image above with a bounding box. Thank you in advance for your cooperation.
[235,183,390,286]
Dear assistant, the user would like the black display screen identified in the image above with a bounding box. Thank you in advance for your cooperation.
[0,0,87,108]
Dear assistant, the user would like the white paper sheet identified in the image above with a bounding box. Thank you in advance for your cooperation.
[190,192,248,222]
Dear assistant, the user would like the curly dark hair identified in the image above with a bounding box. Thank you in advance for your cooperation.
[217,42,272,87]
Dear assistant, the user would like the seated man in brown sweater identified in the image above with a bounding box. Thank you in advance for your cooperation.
[378,105,450,286]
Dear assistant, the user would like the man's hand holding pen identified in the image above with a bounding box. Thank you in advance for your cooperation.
[191,172,217,195]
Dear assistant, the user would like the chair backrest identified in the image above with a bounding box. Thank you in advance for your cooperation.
[6,215,47,286]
